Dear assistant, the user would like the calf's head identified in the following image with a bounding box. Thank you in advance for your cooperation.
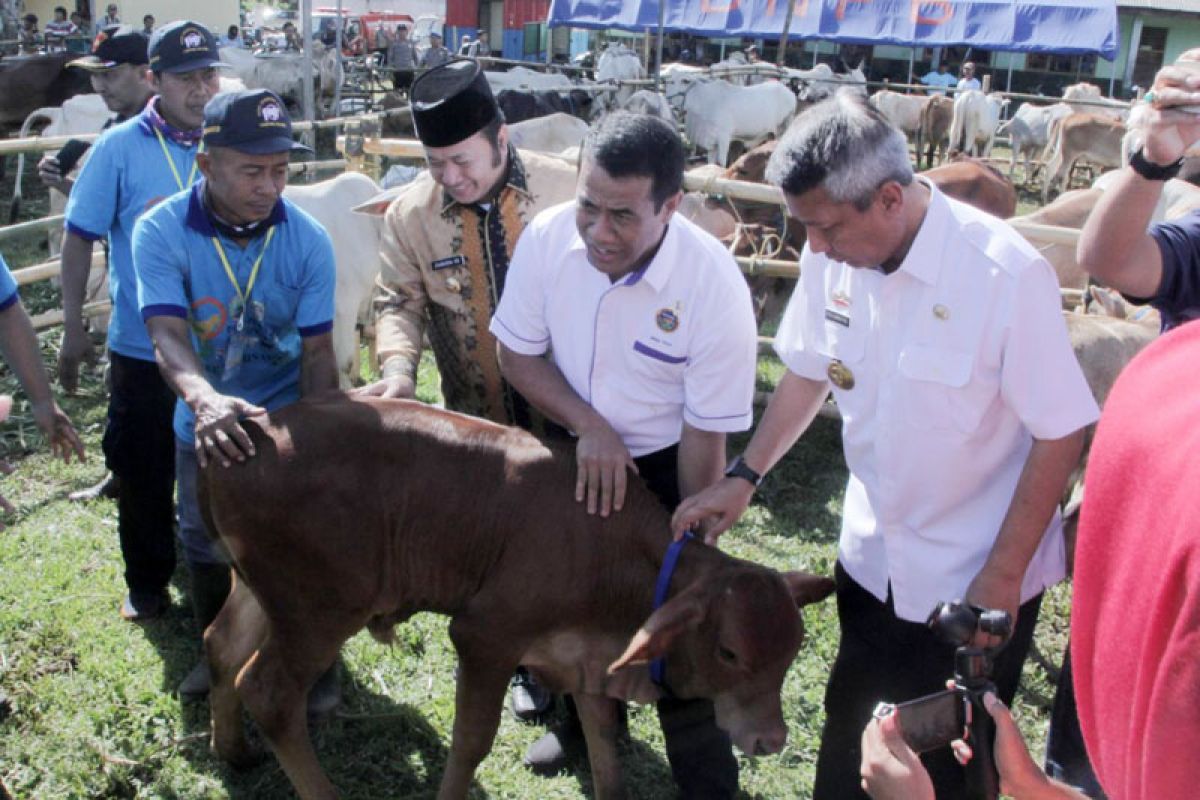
[608,566,834,756]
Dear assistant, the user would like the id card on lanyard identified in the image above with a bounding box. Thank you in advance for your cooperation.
[212,228,277,381]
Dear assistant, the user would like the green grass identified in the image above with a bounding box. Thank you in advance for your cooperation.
[0,153,1072,799]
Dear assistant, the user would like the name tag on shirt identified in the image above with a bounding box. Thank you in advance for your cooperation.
[431,255,465,271]
[825,308,851,328]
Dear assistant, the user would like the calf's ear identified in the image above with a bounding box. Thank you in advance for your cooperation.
[783,571,835,608]
[607,592,705,675]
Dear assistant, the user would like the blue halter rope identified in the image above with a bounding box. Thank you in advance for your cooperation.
[649,531,695,688]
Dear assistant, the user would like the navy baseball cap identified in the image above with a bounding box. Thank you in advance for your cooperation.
[71,25,149,71]
[202,89,311,154]
[148,20,226,73]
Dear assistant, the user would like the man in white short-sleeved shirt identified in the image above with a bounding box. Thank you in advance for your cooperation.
[673,92,1099,800]
[491,111,757,798]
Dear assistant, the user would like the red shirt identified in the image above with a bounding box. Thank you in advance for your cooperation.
[1072,320,1200,799]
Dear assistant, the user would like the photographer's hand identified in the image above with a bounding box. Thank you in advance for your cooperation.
[860,709,935,800]
[952,693,1090,800]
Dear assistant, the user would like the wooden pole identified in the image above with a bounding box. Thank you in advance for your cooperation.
[776,0,796,67]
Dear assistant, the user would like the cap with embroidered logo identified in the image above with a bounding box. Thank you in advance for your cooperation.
[148,20,226,73]
[71,25,148,71]
[202,89,312,154]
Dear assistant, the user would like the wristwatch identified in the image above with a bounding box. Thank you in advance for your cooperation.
[725,455,763,488]
[1130,147,1184,181]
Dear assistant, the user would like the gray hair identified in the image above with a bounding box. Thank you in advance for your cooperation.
[764,90,912,210]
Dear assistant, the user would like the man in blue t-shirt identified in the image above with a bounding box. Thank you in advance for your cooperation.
[918,63,956,96]
[1078,54,1200,330]
[0,252,85,517]
[135,89,339,706]
[60,20,223,623]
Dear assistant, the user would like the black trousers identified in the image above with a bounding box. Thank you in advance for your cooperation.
[101,351,177,597]
[813,562,1043,800]
[634,444,740,799]
[1045,647,1107,798]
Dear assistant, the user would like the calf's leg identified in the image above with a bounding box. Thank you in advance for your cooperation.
[439,623,518,800]
[575,694,627,800]
[238,629,346,800]
[206,573,267,768]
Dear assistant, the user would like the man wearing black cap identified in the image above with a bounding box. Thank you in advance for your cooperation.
[134,89,340,708]
[38,26,153,197]
[58,20,223,627]
[361,57,575,721]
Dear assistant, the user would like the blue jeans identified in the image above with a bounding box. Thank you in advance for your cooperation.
[175,437,229,568]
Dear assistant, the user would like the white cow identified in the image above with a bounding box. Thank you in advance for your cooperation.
[661,62,707,117]
[484,66,574,94]
[783,63,867,101]
[595,42,644,110]
[996,101,1072,179]
[868,90,927,137]
[283,172,384,385]
[621,89,676,125]
[948,90,1009,157]
[684,80,796,166]
[221,46,340,113]
[506,113,590,154]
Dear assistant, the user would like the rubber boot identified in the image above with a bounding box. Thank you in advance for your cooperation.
[178,563,232,699]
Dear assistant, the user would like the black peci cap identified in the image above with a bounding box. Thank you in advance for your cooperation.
[202,89,311,154]
[71,25,149,71]
[410,58,501,148]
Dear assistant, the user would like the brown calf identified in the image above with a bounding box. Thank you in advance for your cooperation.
[200,396,834,800]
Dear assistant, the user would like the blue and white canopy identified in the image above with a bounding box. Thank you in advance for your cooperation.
[547,0,1120,59]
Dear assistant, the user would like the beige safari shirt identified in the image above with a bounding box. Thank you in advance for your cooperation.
[375,147,578,425]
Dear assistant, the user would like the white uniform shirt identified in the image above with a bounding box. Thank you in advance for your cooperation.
[491,201,758,457]
[775,180,1100,622]
[957,76,982,91]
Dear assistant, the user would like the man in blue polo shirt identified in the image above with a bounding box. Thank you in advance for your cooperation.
[58,19,224,624]
[135,88,339,706]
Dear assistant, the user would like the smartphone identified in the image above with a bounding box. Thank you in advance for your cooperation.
[887,688,971,753]
[54,138,91,174]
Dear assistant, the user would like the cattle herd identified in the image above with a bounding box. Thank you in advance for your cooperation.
[0,40,1188,799]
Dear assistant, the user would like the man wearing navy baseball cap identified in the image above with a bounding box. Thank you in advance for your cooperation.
[39,26,153,198]
[134,89,339,710]
[58,20,224,632]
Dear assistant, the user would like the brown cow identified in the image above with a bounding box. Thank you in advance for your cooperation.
[201,396,834,800]
[0,52,91,133]
[916,94,954,169]
[923,157,1018,219]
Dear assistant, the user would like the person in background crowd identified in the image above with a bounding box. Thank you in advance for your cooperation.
[71,12,93,39]
[219,25,244,49]
[457,33,475,57]
[19,14,40,53]
[475,30,490,57]
[919,62,957,95]
[387,24,417,93]
[43,7,77,51]
[142,14,155,35]
[281,21,302,52]
[101,3,121,27]
[420,31,451,68]
[957,61,981,91]
[40,26,153,201]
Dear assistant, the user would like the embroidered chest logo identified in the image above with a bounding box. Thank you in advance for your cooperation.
[830,290,851,308]
[656,308,680,333]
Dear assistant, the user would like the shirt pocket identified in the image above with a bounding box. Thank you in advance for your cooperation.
[264,282,302,328]
[627,339,687,403]
[897,344,987,433]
